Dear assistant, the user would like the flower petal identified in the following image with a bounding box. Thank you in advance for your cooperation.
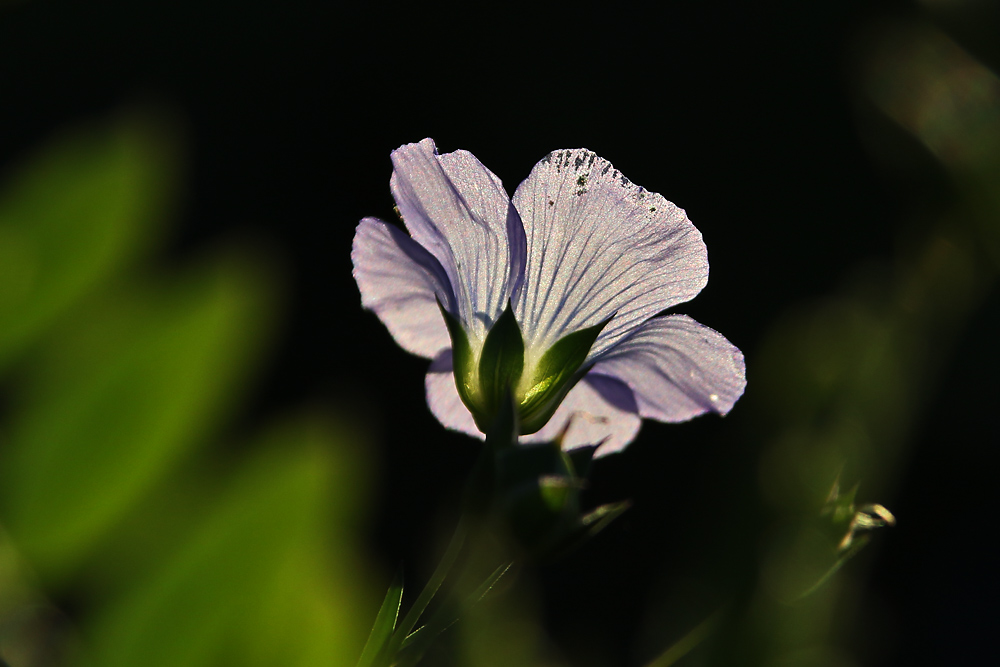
[390,139,525,344]
[437,149,527,304]
[522,373,642,457]
[591,314,746,422]
[425,349,483,438]
[351,217,454,358]
[511,149,708,363]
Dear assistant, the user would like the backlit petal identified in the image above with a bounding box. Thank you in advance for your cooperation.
[522,373,642,457]
[512,149,708,364]
[390,139,525,345]
[591,314,746,422]
[352,217,454,358]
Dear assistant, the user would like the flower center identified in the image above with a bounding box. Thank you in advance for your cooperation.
[440,301,610,436]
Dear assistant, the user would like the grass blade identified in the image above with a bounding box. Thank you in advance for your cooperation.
[356,572,404,667]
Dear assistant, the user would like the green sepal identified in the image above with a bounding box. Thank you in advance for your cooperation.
[356,570,404,667]
[519,317,612,434]
[477,301,525,432]
[567,445,599,481]
[437,300,477,415]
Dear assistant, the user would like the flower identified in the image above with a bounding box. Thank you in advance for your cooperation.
[352,139,745,457]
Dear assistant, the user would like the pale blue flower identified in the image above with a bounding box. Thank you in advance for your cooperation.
[352,139,745,456]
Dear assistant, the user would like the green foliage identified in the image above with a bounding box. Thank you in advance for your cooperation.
[0,115,174,370]
[0,255,271,581]
[0,114,374,666]
[80,419,366,667]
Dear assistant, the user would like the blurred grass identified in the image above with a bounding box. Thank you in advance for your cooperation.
[0,113,376,665]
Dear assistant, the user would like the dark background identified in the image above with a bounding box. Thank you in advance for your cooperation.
[2,0,997,664]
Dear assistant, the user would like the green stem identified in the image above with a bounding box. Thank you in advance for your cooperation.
[376,516,469,667]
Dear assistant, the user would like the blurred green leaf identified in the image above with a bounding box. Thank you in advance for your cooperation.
[77,415,372,667]
[0,110,379,667]
[863,20,1000,174]
[0,114,177,369]
[0,252,273,580]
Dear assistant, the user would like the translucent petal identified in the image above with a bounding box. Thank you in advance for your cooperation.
[522,373,642,457]
[425,349,483,438]
[437,149,527,304]
[591,314,746,423]
[390,139,525,345]
[511,149,708,363]
[351,217,453,359]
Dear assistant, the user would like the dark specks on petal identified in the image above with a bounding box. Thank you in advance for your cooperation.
[511,148,710,362]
